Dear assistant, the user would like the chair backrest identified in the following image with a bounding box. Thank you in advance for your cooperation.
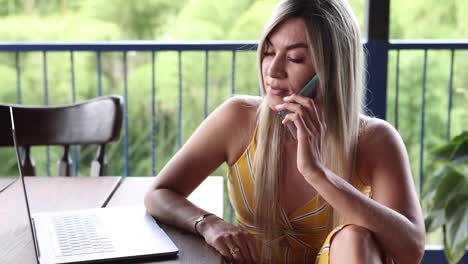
[0,95,123,176]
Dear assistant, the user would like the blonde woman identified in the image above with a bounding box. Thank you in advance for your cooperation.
[144,0,425,263]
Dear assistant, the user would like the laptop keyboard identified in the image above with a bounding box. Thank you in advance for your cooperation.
[52,214,116,257]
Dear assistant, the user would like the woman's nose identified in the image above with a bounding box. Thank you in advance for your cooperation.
[267,56,286,78]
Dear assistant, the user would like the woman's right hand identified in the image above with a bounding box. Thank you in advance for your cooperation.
[198,216,260,263]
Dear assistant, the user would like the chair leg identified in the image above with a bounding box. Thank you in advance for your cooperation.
[57,145,72,176]
[90,144,107,176]
[21,146,36,176]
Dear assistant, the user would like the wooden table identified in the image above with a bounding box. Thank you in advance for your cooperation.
[0,176,224,264]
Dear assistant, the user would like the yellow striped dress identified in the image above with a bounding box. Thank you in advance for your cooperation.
[227,122,393,263]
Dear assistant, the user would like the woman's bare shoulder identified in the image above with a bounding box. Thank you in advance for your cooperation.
[208,95,260,120]
[229,95,262,108]
[220,95,261,122]
[222,95,261,165]
[360,116,401,144]
[357,116,406,183]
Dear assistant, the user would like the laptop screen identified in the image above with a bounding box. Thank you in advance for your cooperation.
[0,106,39,263]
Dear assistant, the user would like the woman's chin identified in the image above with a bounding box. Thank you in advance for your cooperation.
[265,95,283,111]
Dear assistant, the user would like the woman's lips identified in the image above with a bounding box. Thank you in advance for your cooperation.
[269,86,289,97]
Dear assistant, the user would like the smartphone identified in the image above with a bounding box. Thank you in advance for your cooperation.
[278,74,319,140]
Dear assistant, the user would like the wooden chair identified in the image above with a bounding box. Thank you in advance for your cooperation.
[0,95,123,176]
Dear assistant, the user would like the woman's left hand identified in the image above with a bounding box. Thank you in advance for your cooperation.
[275,94,326,182]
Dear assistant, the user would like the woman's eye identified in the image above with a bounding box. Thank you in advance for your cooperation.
[288,57,304,63]
[263,51,274,56]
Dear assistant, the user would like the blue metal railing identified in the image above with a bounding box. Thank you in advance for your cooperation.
[0,41,258,52]
[389,40,468,50]
[151,51,157,177]
[1,40,467,263]
[387,40,468,264]
[388,40,468,193]
[1,40,466,184]
[70,51,78,175]
[0,41,258,177]
[0,40,466,181]
[177,51,183,149]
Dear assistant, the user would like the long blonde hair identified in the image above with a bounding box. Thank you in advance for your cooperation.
[253,0,365,255]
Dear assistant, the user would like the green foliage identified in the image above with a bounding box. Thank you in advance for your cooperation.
[0,0,83,17]
[80,0,185,39]
[173,0,254,36]
[0,0,21,16]
[0,16,121,40]
[432,132,468,164]
[422,132,468,264]
[390,0,468,39]
[229,1,276,40]
[386,48,468,191]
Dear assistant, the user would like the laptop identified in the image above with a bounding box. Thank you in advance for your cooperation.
[7,106,179,264]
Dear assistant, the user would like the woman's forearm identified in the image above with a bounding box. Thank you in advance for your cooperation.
[144,188,211,234]
[308,168,425,264]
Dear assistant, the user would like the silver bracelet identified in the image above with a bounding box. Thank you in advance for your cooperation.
[194,213,215,235]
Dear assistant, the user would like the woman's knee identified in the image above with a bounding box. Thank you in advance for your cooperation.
[333,225,373,243]
[329,225,383,263]
[332,225,376,247]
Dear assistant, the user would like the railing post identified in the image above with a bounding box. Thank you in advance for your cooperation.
[364,0,390,120]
